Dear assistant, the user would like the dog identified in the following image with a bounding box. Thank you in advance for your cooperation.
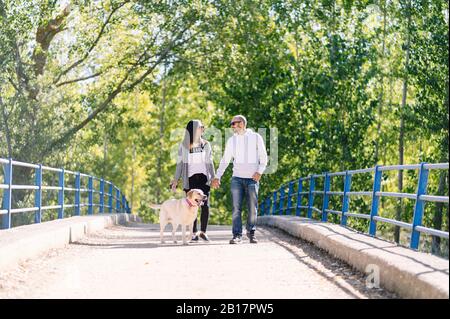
[150,189,207,245]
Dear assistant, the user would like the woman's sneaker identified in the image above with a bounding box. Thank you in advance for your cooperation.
[190,235,199,242]
[199,232,210,241]
[229,236,242,244]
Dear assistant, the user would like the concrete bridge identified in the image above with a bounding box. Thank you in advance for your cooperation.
[0,213,447,299]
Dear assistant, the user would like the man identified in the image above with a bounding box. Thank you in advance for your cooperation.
[211,115,268,244]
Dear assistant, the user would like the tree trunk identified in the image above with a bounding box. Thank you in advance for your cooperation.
[374,0,387,164]
[103,131,108,178]
[30,5,71,99]
[395,0,412,244]
[433,68,450,254]
[130,95,138,211]
[395,115,404,243]
[381,76,394,210]
[328,0,345,172]
[0,96,12,158]
[131,143,136,211]
[155,66,167,203]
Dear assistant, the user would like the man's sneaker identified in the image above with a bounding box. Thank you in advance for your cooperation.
[247,234,258,244]
[199,232,210,241]
[229,236,242,244]
[190,235,199,242]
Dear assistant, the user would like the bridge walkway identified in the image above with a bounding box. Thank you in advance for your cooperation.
[0,222,396,299]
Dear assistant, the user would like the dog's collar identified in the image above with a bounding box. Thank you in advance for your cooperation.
[185,198,197,208]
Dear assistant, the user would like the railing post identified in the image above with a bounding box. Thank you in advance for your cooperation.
[369,165,382,236]
[410,162,430,250]
[108,183,113,213]
[259,200,264,216]
[2,158,13,229]
[321,173,330,222]
[75,173,81,216]
[296,178,303,216]
[341,171,352,226]
[99,179,104,214]
[34,164,42,223]
[122,194,125,213]
[272,191,277,215]
[307,175,315,218]
[116,188,120,213]
[58,169,65,219]
[278,185,285,215]
[88,176,93,215]
[265,198,271,215]
[286,181,294,215]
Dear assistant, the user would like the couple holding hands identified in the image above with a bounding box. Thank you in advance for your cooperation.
[170,115,268,244]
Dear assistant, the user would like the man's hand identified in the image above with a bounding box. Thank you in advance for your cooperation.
[211,178,220,189]
[252,172,262,182]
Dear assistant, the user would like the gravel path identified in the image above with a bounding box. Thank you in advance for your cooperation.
[0,222,397,299]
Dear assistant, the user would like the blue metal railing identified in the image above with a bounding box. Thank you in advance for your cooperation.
[0,157,131,230]
[259,163,449,250]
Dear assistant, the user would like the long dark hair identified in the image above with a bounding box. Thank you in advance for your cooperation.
[182,119,203,150]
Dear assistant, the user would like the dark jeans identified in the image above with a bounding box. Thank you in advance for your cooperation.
[184,173,210,233]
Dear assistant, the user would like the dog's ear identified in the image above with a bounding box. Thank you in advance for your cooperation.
[197,189,206,198]
[187,189,195,198]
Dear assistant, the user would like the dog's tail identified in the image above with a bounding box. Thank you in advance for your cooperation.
[149,204,162,210]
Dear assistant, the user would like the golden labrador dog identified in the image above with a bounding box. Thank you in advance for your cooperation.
[150,189,207,245]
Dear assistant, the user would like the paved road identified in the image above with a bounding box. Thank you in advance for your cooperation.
[0,222,396,299]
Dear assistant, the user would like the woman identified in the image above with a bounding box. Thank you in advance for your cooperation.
[171,120,215,241]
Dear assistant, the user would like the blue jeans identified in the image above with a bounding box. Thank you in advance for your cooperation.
[231,176,259,237]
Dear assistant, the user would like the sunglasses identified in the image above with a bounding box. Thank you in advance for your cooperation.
[230,121,242,126]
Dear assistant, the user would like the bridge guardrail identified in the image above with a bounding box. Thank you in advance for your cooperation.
[259,162,449,250]
[0,158,131,230]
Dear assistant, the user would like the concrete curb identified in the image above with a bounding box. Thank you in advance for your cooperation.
[0,214,141,272]
[258,215,449,299]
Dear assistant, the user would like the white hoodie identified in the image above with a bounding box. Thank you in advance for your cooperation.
[215,129,268,180]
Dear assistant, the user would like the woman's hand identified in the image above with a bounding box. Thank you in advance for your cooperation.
[170,180,178,192]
